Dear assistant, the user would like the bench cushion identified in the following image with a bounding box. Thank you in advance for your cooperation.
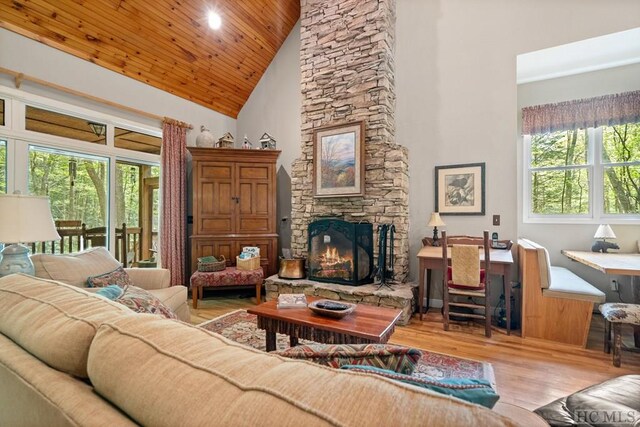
[543,267,605,303]
[519,239,552,289]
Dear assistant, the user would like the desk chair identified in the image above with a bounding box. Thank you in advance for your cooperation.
[442,231,492,338]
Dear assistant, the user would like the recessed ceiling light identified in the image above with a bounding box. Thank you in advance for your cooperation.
[208,11,222,30]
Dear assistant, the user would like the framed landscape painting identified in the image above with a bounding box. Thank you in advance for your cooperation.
[435,162,485,215]
[313,121,365,198]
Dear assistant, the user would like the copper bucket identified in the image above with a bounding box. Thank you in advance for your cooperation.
[278,257,306,279]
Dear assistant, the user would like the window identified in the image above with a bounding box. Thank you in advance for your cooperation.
[0,140,6,193]
[29,146,109,229]
[115,127,162,154]
[0,99,5,126]
[25,106,107,145]
[526,123,640,221]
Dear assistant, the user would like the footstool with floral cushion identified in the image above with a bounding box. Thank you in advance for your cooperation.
[599,303,640,367]
[190,267,264,309]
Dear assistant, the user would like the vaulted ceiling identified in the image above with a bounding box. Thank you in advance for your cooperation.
[0,0,300,118]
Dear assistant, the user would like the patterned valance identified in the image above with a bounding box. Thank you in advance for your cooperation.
[522,90,640,135]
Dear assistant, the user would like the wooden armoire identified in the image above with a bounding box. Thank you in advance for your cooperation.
[188,147,280,276]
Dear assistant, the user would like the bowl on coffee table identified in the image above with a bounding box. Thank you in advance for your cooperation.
[308,299,356,318]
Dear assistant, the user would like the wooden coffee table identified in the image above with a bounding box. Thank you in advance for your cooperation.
[247,297,402,352]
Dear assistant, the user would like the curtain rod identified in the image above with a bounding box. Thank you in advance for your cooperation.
[0,66,193,130]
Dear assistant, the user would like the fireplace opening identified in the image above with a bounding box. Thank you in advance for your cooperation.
[307,219,374,286]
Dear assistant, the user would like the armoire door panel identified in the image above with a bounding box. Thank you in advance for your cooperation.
[238,165,269,180]
[201,218,232,232]
[239,218,269,232]
[239,183,253,214]
[255,183,269,214]
[201,164,232,179]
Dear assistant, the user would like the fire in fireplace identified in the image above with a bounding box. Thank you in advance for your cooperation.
[307,219,373,286]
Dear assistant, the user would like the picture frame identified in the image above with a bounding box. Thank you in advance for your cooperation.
[313,121,365,198]
[435,162,485,215]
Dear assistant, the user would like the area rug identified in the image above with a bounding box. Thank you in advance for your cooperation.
[198,310,496,387]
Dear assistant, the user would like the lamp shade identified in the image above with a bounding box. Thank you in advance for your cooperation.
[427,212,446,227]
[0,194,60,244]
[594,224,616,240]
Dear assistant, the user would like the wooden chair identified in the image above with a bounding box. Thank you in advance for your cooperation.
[31,220,84,255]
[442,231,492,338]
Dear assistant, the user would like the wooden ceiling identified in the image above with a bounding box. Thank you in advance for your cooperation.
[0,0,300,118]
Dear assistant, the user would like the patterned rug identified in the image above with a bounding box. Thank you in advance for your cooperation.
[198,310,496,387]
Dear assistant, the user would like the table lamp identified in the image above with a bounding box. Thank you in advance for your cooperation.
[0,194,60,277]
[592,224,618,253]
[427,212,446,246]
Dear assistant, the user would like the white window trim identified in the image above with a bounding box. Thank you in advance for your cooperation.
[523,127,640,225]
[0,84,162,255]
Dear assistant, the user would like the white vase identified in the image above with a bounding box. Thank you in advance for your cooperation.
[196,126,215,148]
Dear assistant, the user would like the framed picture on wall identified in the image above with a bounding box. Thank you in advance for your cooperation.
[435,162,485,215]
[313,121,365,198]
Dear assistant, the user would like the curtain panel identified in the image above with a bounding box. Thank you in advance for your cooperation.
[522,90,640,135]
[160,120,188,286]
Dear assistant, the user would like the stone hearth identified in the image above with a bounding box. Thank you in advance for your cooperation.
[265,275,417,325]
[290,0,409,282]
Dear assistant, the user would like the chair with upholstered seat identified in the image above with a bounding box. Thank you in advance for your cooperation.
[600,303,640,367]
[442,231,492,338]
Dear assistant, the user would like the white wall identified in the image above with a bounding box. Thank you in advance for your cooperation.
[518,63,640,300]
[236,22,302,174]
[0,28,236,146]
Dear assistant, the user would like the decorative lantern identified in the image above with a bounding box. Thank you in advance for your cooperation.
[259,132,277,150]
[195,126,215,148]
[217,132,234,148]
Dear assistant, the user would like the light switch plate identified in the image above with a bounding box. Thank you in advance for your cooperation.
[493,215,500,226]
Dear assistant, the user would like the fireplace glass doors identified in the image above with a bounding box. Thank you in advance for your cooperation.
[307,219,373,286]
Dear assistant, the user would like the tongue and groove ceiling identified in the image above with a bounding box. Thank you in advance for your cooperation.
[0,0,300,118]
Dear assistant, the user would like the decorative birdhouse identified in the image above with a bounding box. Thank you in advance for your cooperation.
[216,132,234,148]
[242,135,253,149]
[259,132,276,150]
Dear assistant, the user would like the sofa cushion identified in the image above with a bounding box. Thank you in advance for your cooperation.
[32,247,121,288]
[544,266,606,303]
[0,334,136,426]
[274,343,422,375]
[340,365,500,409]
[115,286,177,320]
[0,274,131,378]
[88,316,514,427]
[87,266,132,288]
[148,286,188,313]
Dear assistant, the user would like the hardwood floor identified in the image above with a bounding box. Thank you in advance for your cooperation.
[190,292,640,411]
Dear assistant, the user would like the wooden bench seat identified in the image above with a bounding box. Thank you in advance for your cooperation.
[518,239,605,347]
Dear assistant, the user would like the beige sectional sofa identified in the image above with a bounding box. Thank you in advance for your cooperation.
[31,247,190,322]
[0,273,516,426]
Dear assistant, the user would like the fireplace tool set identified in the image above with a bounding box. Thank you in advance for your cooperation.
[375,223,395,289]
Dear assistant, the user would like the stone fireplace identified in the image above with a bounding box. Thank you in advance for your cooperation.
[291,0,409,282]
[307,219,374,286]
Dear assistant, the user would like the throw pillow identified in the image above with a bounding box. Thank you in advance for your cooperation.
[87,266,132,288]
[273,343,422,375]
[340,365,500,409]
[95,284,125,300]
[114,285,177,320]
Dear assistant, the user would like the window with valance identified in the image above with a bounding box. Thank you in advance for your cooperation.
[522,90,640,221]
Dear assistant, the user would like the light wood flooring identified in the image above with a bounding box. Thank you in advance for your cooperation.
[190,292,640,411]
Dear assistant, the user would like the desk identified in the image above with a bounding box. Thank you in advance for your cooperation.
[562,250,640,347]
[416,246,514,333]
